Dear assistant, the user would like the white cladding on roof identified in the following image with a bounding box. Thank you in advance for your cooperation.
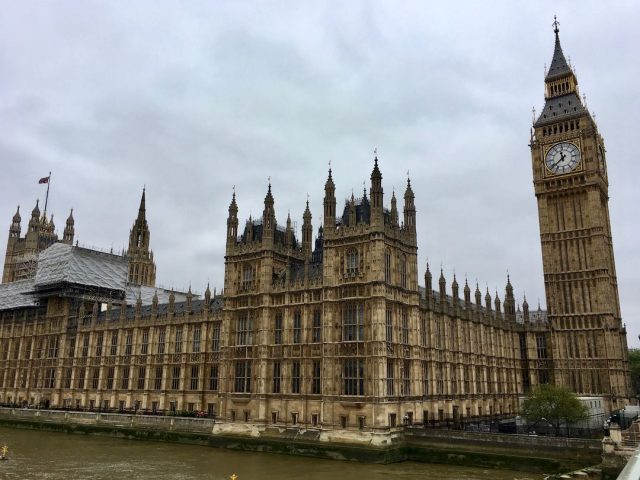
[34,243,127,291]
[0,279,38,309]
[125,285,190,305]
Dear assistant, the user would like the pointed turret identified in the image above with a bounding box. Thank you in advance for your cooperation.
[463,278,471,305]
[227,190,239,249]
[451,273,459,302]
[439,268,446,305]
[403,177,416,237]
[323,167,336,230]
[504,275,516,319]
[370,154,383,226]
[424,262,433,308]
[302,200,313,259]
[262,181,276,241]
[475,282,482,307]
[204,282,211,306]
[63,208,74,244]
[390,190,398,227]
[126,188,156,287]
[494,291,501,315]
[9,206,21,238]
[523,295,530,323]
[485,288,492,312]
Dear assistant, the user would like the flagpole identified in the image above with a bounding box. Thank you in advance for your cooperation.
[44,172,51,214]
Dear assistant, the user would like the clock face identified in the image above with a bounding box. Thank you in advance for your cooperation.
[545,142,581,174]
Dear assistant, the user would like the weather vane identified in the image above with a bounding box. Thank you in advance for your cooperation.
[552,15,560,34]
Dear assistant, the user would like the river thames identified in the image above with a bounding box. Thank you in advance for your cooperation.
[0,426,540,479]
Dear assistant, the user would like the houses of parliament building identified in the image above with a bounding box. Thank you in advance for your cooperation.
[0,23,631,433]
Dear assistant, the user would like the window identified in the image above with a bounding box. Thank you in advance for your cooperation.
[106,367,115,390]
[192,326,201,353]
[110,331,118,356]
[125,330,133,356]
[312,360,321,394]
[342,303,364,341]
[385,308,393,343]
[384,249,391,283]
[48,336,59,358]
[343,358,365,396]
[536,334,547,359]
[44,368,56,388]
[141,329,149,355]
[137,367,146,390]
[82,334,90,357]
[121,366,130,390]
[400,254,407,288]
[234,360,251,393]
[92,368,100,389]
[293,310,302,344]
[291,361,301,394]
[157,328,166,354]
[209,365,219,391]
[387,359,395,397]
[346,248,359,275]
[273,361,281,393]
[171,366,181,390]
[401,360,411,395]
[77,367,86,389]
[242,264,253,289]
[67,337,76,358]
[63,368,72,389]
[401,310,409,345]
[175,327,183,353]
[190,366,199,390]
[312,309,322,343]
[420,317,427,347]
[154,367,163,390]
[236,312,253,346]
[211,323,220,352]
[274,312,283,345]
[422,361,429,396]
[311,413,319,427]
[272,412,278,424]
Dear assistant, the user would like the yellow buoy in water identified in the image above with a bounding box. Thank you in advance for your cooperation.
[229,474,238,480]
[0,445,7,460]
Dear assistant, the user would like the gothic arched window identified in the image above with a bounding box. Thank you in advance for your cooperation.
[400,254,407,288]
[346,248,359,276]
[384,249,391,283]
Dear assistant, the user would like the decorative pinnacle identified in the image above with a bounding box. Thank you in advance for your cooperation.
[552,15,560,35]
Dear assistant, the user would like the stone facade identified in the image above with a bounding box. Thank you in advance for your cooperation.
[0,24,631,432]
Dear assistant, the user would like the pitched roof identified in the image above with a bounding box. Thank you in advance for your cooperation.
[546,32,572,81]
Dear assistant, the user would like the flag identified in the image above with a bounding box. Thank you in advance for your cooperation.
[39,176,49,184]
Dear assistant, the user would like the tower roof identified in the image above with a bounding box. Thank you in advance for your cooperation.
[546,18,572,81]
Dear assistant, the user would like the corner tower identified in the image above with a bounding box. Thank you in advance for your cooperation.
[530,18,630,405]
[125,188,156,286]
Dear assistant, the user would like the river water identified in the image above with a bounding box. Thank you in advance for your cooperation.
[0,426,539,480]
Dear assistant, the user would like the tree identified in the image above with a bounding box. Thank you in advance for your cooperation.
[520,384,589,436]
[628,348,640,397]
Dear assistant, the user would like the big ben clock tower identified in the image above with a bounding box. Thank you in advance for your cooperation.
[530,18,630,407]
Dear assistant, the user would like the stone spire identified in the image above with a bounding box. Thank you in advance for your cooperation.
[403,176,416,233]
[390,189,398,227]
[370,154,383,225]
[463,277,471,305]
[262,181,276,239]
[475,282,482,306]
[63,208,74,244]
[9,206,21,238]
[126,188,156,286]
[323,166,336,230]
[227,189,239,249]
[302,199,313,259]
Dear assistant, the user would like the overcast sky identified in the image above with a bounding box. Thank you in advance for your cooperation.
[1,1,638,345]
